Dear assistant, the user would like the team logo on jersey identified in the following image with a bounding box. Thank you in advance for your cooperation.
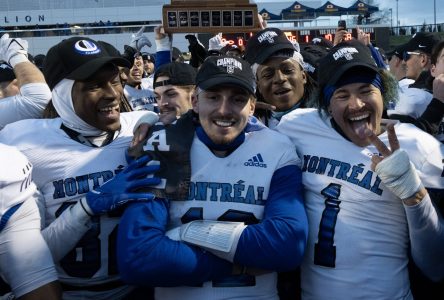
[74,40,101,55]
[244,153,267,168]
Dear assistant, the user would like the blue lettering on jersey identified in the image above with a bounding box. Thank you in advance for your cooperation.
[52,168,120,199]
[302,155,383,195]
[187,180,265,205]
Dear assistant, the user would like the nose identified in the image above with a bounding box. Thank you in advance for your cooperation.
[103,82,119,99]
[348,94,365,110]
[216,98,231,115]
[157,94,168,107]
[273,70,287,83]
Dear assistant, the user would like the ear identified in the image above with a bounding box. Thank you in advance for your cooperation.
[430,64,437,77]
[249,98,256,116]
[301,70,307,84]
[191,92,199,113]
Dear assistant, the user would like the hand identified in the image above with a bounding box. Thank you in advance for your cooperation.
[130,26,152,50]
[333,28,348,46]
[433,74,444,102]
[357,27,371,46]
[154,25,169,41]
[0,33,28,67]
[131,111,159,147]
[255,102,276,112]
[366,124,422,200]
[257,13,267,29]
[154,25,172,51]
[83,156,160,215]
[208,33,228,51]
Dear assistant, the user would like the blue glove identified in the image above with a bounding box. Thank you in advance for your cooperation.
[83,155,160,215]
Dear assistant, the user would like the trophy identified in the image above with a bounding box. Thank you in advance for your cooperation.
[163,0,260,33]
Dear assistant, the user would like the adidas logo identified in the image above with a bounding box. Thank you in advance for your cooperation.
[244,153,267,168]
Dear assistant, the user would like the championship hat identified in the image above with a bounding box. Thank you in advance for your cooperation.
[0,62,15,83]
[153,62,197,88]
[244,28,297,65]
[317,40,379,91]
[196,55,256,95]
[43,37,131,89]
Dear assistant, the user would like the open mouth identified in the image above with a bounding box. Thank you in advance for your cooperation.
[348,112,371,137]
[214,120,235,127]
[98,105,120,119]
[274,88,291,96]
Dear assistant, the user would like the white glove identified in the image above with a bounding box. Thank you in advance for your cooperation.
[130,26,152,51]
[0,33,28,67]
[374,149,422,200]
[208,33,228,51]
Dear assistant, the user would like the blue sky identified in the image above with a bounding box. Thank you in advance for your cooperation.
[254,0,442,26]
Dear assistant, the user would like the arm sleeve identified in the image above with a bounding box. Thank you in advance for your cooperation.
[0,198,58,298]
[117,198,233,287]
[233,165,308,271]
[154,50,172,70]
[40,199,92,262]
[0,83,51,129]
[390,98,444,135]
[405,194,444,281]
[368,44,387,69]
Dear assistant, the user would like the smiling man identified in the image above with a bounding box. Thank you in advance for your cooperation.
[0,36,160,300]
[117,55,308,300]
[277,40,444,300]
[153,62,196,124]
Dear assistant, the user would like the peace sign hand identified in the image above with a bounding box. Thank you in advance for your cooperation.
[366,124,422,201]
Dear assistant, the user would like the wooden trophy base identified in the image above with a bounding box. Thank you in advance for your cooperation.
[163,1,260,33]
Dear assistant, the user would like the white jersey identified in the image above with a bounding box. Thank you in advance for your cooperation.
[0,144,58,297]
[277,108,444,300]
[0,83,51,130]
[124,79,157,112]
[387,87,433,119]
[0,111,146,300]
[156,127,300,300]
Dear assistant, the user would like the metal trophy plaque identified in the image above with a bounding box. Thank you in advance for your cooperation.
[163,0,260,33]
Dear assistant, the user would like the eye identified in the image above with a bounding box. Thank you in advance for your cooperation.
[260,69,274,79]
[166,92,178,98]
[282,67,295,75]
[333,92,349,101]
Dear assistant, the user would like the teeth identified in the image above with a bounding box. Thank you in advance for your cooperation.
[349,113,370,121]
[215,120,233,127]
[99,105,119,112]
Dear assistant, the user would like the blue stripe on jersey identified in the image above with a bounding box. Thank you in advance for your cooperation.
[117,199,233,286]
[0,203,23,232]
[234,165,308,271]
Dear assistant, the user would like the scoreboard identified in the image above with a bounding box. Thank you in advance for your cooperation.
[220,27,382,47]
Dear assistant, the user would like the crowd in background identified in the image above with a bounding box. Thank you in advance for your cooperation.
[0,16,443,300]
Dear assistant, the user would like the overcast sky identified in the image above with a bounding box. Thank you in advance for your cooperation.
[254,0,442,26]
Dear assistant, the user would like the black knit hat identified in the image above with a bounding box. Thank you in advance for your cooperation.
[244,27,295,65]
[153,62,196,88]
[0,62,15,83]
[43,37,131,89]
[317,40,379,91]
[196,55,255,95]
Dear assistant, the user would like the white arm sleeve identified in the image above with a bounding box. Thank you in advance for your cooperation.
[0,198,58,298]
[405,194,444,281]
[41,199,92,262]
[0,82,51,129]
